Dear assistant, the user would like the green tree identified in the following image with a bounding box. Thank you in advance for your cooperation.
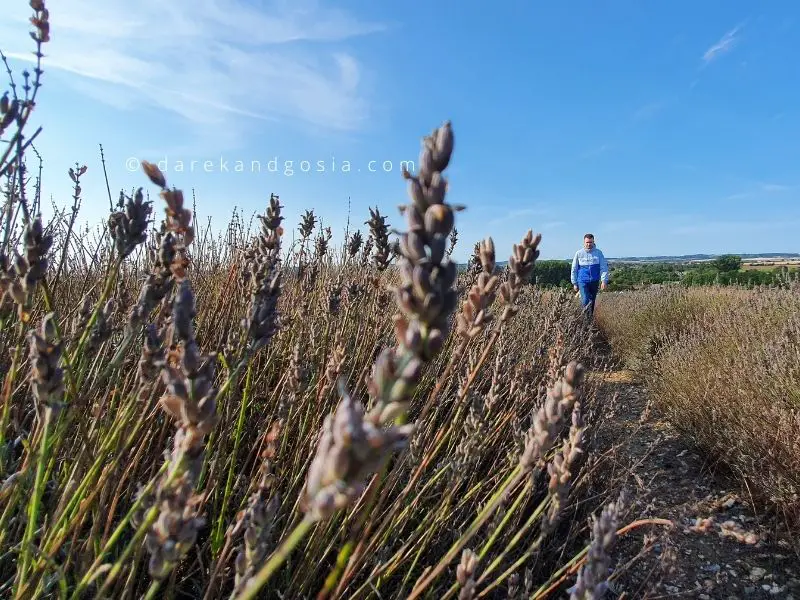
[713,254,742,272]
[532,260,572,287]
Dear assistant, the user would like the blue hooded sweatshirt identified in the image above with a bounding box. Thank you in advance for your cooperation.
[571,247,609,285]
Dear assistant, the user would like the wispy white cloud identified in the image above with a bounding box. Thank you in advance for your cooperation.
[0,0,386,136]
[760,182,791,192]
[671,218,800,236]
[580,143,613,159]
[487,206,551,227]
[724,181,793,200]
[702,24,744,64]
[599,219,641,233]
[632,101,666,122]
[724,192,752,201]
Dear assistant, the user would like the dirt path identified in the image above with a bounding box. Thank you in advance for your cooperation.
[591,365,800,599]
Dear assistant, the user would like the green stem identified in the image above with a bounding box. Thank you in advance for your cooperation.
[233,515,316,600]
[74,460,168,592]
[0,324,26,470]
[82,504,159,600]
[197,350,248,492]
[40,398,140,551]
[143,579,162,600]
[212,362,252,554]
[438,478,536,600]
[16,412,53,591]
[529,546,590,599]
[320,459,394,599]
[318,540,354,599]
[70,257,121,375]
[479,538,543,598]
[69,460,168,600]
[97,329,137,383]
[476,496,550,586]
[40,280,77,396]
[469,498,552,598]
[406,464,524,600]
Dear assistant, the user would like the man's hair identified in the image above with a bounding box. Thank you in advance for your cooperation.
[583,233,594,240]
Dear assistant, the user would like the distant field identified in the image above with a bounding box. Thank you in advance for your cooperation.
[741,259,800,271]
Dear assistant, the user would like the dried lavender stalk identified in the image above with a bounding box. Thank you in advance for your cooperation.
[519,361,584,471]
[466,241,482,280]
[1,216,52,319]
[484,340,508,413]
[545,331,566,387]
[140,161,194,273]
[542,404,585,534]
[241,193,283,353]
[347,229,363,259]
[301,121,459,517]
[302,378,415,520]
[498,229,542,323]
[295,209,316,280]
[86,298,115,352]
[362,121,461,421]
[319,331,345,401]
[123,163,218,583]
[126,225,178,333]
[71,294,92,339]
[327,271,344,316]
[456,548,479,600]
[453,391,487,476]
[315,226,332,259]
[137,323,165,384]
[0,253,15,319]
[447,226,458,258]
[300,225,331,291]
[569,497,621,599]
[106,163,191,375]
[298,209,316,239]
[366,207,392,271]
[28,312,64,422]
[456,237,499,340]
[276,342,303,422]
[231,461,280,597]
[17,310,63,585]
[237,120,461,600]
[107,186,152,259]
[360,235,374,267]
[145,280,217,580]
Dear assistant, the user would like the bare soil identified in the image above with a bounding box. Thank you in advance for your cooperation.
[588,364,800,598]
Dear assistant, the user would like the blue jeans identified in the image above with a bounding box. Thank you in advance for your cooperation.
[577,280,600,318]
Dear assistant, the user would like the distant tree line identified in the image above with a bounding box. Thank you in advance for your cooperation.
[521,254,798,290]
[531,260,573,288]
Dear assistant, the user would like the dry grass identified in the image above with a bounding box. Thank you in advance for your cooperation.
[595,283,800,530]
[0,5,648,598]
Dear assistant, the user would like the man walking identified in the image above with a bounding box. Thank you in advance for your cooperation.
[571,233,609,319]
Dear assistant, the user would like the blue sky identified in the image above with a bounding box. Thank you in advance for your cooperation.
[2,0,798,261]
